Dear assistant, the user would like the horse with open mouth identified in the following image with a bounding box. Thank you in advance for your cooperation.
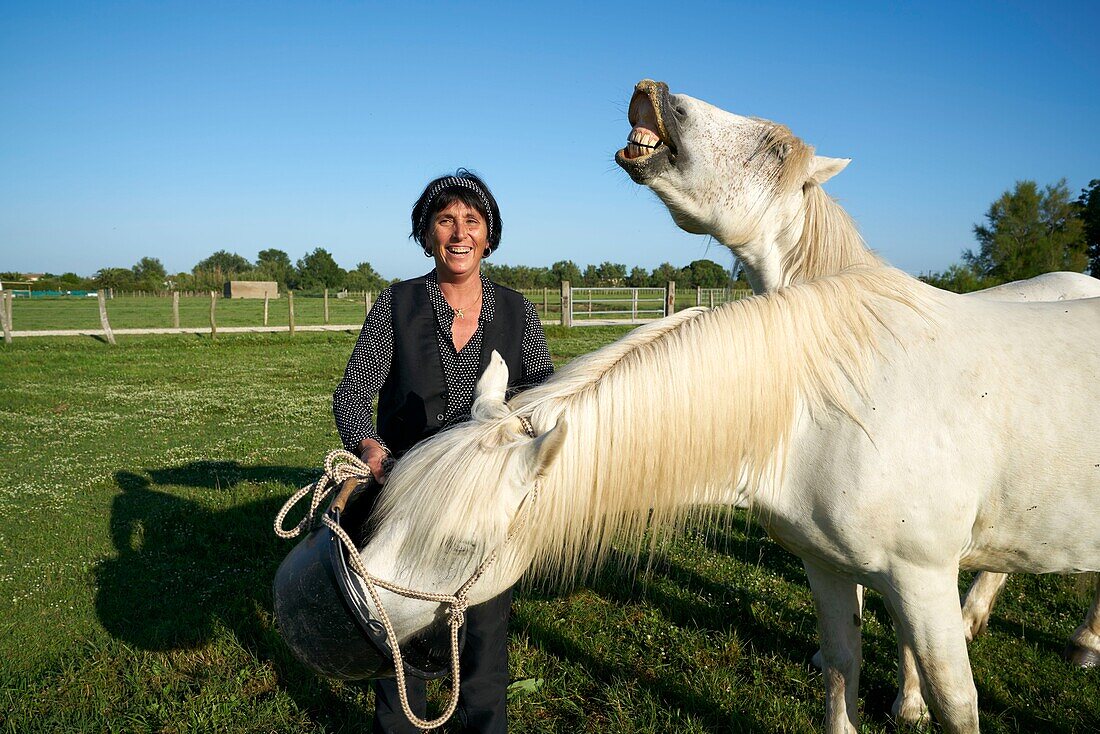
[617,78,1100,726]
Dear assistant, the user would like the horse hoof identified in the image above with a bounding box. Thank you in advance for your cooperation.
[1063,643,1100,668]
[963,617,988,643]
[810,649,823,671]
[892,693,930,726]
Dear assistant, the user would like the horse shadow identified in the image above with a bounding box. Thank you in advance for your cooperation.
[95,461,373,730]
[510,519,933,731]
[510,521,823,732]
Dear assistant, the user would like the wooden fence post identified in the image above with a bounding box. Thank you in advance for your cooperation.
[209,291,217,339]
[696,287,701,306]
[4,291,13,334]
[172,291,180,328]
[1,293,12,344]
[324,288,330,324]
[263,294,270,326]
[560,280,572,327]
[631,288,638,322]
[288,291,296,336]
[665,281,676,317]
[543,287,548,317]
[365,290,373,315]
[98,289,116,345]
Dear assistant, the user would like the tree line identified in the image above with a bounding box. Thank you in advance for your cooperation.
[2,247,746,295]
[7,179,1097,296]
[920,179,1099,291]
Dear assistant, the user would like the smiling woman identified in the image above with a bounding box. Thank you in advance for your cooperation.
[330,169,554,732]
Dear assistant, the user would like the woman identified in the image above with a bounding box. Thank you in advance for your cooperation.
[333,169,553,734]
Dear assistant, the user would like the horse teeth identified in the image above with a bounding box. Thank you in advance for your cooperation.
[628,128,661,148]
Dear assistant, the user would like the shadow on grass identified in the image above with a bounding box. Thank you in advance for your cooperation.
[95,462,372,731]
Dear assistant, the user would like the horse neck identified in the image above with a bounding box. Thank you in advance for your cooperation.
[782,184,881,286]
[736,184,881,294]
[514,272,918,585]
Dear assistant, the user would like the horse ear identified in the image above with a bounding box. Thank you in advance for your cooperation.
[809,155,850,185]
[528,417,568,479]
[472,351,509,420]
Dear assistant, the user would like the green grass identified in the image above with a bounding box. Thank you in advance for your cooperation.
[1,331,1097,732]
[6,289,741,332]
[5,294,374,331]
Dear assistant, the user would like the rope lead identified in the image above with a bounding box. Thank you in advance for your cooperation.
[274,449,509,730]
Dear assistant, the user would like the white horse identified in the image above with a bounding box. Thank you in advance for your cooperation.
[357,261,1100,733]
[616,78,1100,723]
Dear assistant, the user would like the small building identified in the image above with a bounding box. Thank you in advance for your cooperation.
[223,281,279,299]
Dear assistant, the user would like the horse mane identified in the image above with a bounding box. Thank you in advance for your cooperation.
[752,120,882,285]
[783,183,883,285]
[377,268,934,588]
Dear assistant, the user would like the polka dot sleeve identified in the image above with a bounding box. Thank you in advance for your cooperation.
[520,299,554,388]
[332,287,394,453]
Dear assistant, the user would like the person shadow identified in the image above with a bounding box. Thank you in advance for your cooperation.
[95,461,374,730]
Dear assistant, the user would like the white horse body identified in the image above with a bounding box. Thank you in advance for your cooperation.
[778,293,1100,580]
[357,268,1100,733]
[614,78,1100,725]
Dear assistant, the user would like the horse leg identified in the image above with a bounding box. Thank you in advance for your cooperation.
[803,561,862,734]
[960,571,1008,642]
[873,590,930,725]
[887,567,979,734]
[811,583,863,670]
[1065,574,1100,668]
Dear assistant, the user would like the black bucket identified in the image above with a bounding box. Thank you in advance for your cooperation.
[273,479,463,680]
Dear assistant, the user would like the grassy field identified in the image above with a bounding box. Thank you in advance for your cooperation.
[1,330,1097,733]
[3,288,746,332]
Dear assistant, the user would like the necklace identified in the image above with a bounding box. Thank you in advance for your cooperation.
[450,291,483,319]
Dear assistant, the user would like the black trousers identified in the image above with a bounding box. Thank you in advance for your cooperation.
[372,588,512,734]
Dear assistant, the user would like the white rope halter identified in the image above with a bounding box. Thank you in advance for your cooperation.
[274,423,539,730]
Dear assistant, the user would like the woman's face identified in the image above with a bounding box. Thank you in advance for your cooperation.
[427,200,489,281]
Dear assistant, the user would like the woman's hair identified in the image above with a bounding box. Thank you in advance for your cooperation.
[410,169,503,255]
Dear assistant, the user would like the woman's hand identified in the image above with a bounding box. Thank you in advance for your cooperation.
[356,438,391,484]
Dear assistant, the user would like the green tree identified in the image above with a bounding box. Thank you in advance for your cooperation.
[918,263,998,293]
[595,262,627,286]
[550,260,581,285]
[296,248,345,290]
[194,250,252,275]
[1076,179,1100,277]
[649,262,682,287]
[626,266,649,287]
[93,267,136,291]
[191,250,252,291]
[581,264,600,287]
[255,248,294,288]
[344,261,388,293]
[964,180,1087,282]
[683,259,730,289]
[132,257,167,290]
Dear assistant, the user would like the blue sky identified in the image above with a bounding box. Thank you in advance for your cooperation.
[2,1,1098,281]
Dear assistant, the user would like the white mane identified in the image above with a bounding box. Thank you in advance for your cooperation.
[785,182,883,284]
[378,268,934,586]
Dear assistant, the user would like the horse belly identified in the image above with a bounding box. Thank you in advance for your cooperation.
[779,298,1100,577]
[899,299,1100,574]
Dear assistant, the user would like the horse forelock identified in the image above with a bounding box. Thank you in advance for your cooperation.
[378,269,936,589]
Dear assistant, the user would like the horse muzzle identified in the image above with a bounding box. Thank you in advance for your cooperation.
[272,480,463,680]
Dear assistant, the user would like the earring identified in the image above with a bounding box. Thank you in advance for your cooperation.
[423,248,433,258]
[483,247,491,258]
